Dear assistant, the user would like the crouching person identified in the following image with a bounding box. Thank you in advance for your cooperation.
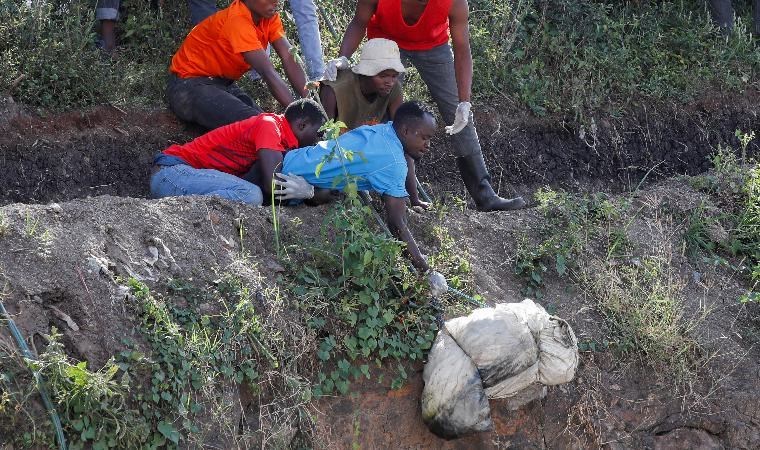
[257,100,449,293]
[150,99,327,205]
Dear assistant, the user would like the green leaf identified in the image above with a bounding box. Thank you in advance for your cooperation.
[158,421,180,445]
[556,254,567,276]
[315,161,325,178]
[363,250,373,265]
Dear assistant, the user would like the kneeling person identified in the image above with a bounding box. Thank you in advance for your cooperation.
[150,99,327,205]
[258,100,448,292]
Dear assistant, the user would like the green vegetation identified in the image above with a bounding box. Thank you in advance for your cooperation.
[2,0,758,120]
[688,133,759,303]
[513,186,706,382]
[515,187,632,297]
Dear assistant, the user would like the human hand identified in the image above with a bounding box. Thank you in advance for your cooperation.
[426,270,448,297]
[444,101,472,135]
[321,56,351,81]
[273,173,314,200]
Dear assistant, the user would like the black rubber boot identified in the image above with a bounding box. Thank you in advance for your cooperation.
[455,153,526,212]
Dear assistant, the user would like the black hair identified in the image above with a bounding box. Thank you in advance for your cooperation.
[284,98,328,125]
[393,100,435,130]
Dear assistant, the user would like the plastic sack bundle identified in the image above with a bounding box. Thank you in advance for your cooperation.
[421,299,578,439]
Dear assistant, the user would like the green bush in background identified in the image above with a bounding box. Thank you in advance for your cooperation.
[1,0,758,118]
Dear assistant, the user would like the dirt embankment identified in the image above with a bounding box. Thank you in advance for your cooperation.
[1,91,759,206]
[0,95,759,448]
[0,186,758,448]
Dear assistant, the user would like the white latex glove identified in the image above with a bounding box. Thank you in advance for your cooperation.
[321,56,351,81]
[444,101,472,135]
[427,270,449,297]
[273,173,314,200]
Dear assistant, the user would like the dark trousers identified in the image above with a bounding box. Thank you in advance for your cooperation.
[399,44,481,158]
[709,0,760,34]
[166,74,263,131]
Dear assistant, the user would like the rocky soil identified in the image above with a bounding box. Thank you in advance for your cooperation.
[0,95,759,448]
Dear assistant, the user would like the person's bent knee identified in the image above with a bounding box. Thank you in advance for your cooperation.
[237,185,264,206]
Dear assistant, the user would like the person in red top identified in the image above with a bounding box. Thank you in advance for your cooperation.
[167,0,309,131]
[326,0,525,212]
[150,99,327,206]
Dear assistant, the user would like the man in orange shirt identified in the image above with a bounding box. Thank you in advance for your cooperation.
[167,0,308,130]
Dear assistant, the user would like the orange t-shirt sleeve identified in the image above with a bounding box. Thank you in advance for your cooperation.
[268,15,286,43]
[224,15,264,54]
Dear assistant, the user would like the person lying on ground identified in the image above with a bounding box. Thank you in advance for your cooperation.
[327,0,525,212]
[253,100,449,294]
[150,99,326,206]
[319,38,429,209]
[167,0,309,131]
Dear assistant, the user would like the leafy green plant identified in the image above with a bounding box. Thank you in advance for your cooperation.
[515,187,632,295]
[578,256,704,383]
[32,329,148,449]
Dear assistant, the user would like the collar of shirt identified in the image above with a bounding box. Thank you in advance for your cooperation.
[275,114,300,149]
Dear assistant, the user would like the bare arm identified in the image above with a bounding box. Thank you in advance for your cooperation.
[338,0,378,58]
[243,48,295,108]
[319,84,338,119]
[383,195,429,272]
[449,0,473,102]
[254,149,285,199]
[272,37,308,99]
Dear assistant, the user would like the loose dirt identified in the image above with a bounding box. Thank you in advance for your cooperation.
[0,95,759,448]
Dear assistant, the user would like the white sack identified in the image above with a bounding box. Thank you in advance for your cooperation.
[537,315,579,385]
[445,306,539,388]
[495,298,549,337]
[421,332,493,439]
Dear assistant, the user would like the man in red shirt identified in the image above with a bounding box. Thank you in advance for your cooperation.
[167,0,309,131]
[328,0,525,212]
[150,99,326,205]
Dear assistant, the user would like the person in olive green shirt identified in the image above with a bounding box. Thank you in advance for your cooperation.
[319,38,429,209]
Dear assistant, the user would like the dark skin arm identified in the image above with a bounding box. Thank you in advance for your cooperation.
[383,195,429,272]
[339,0,378,58]
[404,157,428,208]
[253,149,341,205]
[242,37,307,109]
[271,37,308,99]
[319,84,338,119]
[449,0,473,103]
[251,149,285,200]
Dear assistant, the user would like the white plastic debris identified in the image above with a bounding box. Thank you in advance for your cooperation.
[421,299,579,439]
[421,333,493,439]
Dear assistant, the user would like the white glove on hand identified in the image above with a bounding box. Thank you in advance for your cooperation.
[322,56,351,81]
[444,101,472,135]
[427,270,449,297]
[273,173,314,200]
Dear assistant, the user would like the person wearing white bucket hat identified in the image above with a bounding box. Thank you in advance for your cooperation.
[320,38,404,129]
[320,38,429,209]
[330,0,526,212]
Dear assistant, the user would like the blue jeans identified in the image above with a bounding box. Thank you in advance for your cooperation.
[188,0,325,80]
[151,164,263,206]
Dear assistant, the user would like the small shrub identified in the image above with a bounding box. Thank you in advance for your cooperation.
[578,255,704,382]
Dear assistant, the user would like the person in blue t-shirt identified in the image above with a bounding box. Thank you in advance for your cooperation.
[253,100,448,295]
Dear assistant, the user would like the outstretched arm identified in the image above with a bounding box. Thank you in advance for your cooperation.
[338,0,378,58]
[319,84,338,119]
[243,48,296,108]
[272,37,308,98]
[449,0,473,103]
[383,195,429,272]
[252,149,285,199]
